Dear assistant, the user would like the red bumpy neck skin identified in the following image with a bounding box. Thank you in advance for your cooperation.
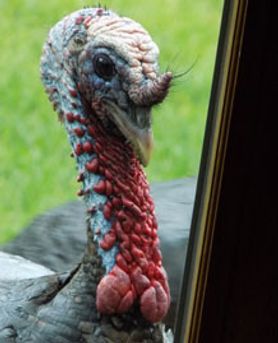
[81,114,170,323]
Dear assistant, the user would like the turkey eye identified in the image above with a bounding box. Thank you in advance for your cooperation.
[93,54,115,80]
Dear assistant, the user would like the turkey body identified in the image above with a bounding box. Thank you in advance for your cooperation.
[0,228,174,342]
[1,178,196,329]
[0,247,171,342]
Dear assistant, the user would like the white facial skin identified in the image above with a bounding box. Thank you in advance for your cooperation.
[74,14,171,165]
[42,9,171,165]
[87,14,160,82]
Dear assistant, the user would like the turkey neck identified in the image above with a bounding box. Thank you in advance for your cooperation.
[65,109,161,274]
[64,105,170,323]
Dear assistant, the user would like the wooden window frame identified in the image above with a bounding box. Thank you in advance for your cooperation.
[174,1,278,342]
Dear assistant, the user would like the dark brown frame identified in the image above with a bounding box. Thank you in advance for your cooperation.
[174,1,278,342]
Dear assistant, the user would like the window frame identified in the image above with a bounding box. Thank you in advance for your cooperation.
[173,0,267,341]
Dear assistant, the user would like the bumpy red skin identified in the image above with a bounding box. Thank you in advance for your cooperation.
[69,112,170,323]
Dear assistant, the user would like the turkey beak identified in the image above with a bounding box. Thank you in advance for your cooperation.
[133,125,153,167]
[131,106,153,166]
[103,102,153,166]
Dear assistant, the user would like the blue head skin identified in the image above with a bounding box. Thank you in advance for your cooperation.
[40,8,172,274]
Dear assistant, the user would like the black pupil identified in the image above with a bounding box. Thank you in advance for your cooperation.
[94,55,115,80]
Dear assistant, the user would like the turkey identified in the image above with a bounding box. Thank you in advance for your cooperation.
[1,178,196,329]
[0,7,185,342]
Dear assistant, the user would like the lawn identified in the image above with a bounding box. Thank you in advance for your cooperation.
[0,0,223,242]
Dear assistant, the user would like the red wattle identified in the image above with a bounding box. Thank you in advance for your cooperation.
[96,265,134,314]
[140,280,170,323]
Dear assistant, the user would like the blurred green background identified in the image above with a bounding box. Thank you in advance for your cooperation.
[0,0,223,242]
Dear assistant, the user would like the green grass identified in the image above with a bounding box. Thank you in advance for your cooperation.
[0,0,223,242]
